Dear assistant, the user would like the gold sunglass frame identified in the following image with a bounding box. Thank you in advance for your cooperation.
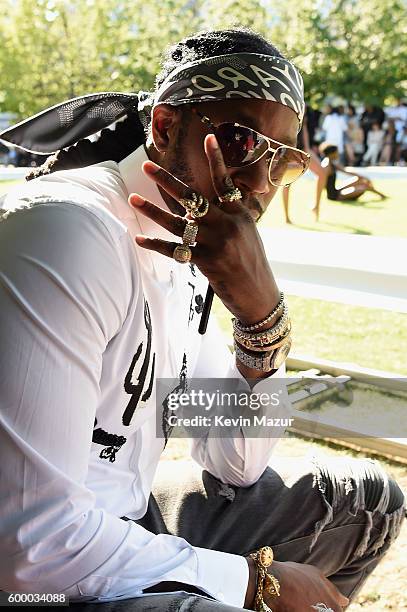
[193,108,311,187]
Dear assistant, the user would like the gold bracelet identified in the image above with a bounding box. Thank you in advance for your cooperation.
[234,293,285,331]
[233,311,290,345]
[235,321,292,352]
[249,546,280,611]
[233,304,289,339]
[236,325,292,352]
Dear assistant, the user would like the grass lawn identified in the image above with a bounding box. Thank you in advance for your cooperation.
[214,295,407,375]
[258,177,407,238]
[0,179,21,196]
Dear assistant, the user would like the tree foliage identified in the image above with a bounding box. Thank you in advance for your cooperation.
[0,0,405,118]
[0,0,200,116]
[269,0,407,106]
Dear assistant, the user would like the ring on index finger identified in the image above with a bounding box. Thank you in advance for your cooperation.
[218,187,242,204]
[179,192,209,218]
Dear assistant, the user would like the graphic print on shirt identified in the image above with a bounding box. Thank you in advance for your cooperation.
[187,281,204,326]
[92,418,127,463]
[122,299,156,426]
[161,352,188,445]
[189,263,197,277]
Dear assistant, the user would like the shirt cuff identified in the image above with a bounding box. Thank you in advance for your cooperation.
[193,545,249,608]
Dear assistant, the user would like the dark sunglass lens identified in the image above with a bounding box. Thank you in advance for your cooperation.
[269,147,309,186]
[216,124,268,167]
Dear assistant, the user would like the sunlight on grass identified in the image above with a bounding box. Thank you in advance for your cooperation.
[0,179,21,196]
[259,177,407,238]
[213,295,407,375]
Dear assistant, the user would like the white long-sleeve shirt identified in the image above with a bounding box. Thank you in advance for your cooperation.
[0,145,291,606]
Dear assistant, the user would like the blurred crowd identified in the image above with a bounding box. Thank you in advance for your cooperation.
[1,100,407,168]
[0,144,47,168]
[306,99,407,167]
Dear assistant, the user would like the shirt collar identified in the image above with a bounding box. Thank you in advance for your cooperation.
[118,145,177,282]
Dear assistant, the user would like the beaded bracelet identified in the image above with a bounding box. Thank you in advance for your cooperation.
[233,308,290,345]
[234,292,285,332]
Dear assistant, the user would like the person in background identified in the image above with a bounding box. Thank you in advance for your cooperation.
[344,108,365,166]
[322,107,347,159]
[360,104,385,147]
[282,107,326,223]
[304,105,321,155]
[385,99,407,159]
[345,105,357,120]
[319,142,386,201]
[363,121,385,166]
[398,125,407,166]
[379,119,397,165]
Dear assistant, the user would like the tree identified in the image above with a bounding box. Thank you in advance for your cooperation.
[0,0,405,118]
[269,0,407,105]
[0,0,200,117]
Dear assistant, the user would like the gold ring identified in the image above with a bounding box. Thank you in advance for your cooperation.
[182,220,199,246]
[179,192,210,218]
[173,244,192,264]
[218,187,242,203]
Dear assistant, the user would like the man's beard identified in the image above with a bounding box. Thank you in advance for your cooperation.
[166,154,195,216]
[160,117,197,216]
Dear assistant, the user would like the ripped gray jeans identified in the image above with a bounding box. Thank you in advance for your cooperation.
[71,455,405,611]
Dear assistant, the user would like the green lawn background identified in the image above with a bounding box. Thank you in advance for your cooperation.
[259,177,407,238]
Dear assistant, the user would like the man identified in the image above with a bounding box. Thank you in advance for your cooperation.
[385,99,407,162]
[321,108,347,159]
[0,29,404,612]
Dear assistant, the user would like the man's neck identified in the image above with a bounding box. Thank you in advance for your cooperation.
[145,143,188,217]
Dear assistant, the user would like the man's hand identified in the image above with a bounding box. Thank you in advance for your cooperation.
[244,558,349,611]
[128,134,280,326]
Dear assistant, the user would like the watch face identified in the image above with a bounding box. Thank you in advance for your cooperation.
[273,337,292,369]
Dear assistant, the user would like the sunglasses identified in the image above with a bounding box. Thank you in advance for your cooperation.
[193,109,310,187]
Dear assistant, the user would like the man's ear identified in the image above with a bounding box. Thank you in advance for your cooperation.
[151,104,180,153]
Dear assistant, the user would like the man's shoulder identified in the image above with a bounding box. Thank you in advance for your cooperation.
[1,162,129,245]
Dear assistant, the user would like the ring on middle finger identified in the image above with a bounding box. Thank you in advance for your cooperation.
[179,192,209,218]
[182,220,199,246]
[218,187,242,203]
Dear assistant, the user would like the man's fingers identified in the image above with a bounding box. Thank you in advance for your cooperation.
[142,161,200,216]
[142,160,225,220]
[142,160,192,201]
[129,193,186,237]
[136,235,181,259]
[339,594,350,607]
[135,234,204,264]
[328,580,349,609]
[204,134,244,213]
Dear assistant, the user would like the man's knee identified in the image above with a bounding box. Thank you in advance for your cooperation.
[350,458,404,515]
[312,456,405,515]
[309,456,405,559]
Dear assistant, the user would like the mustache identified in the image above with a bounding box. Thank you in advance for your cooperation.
[244,196,265,222]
